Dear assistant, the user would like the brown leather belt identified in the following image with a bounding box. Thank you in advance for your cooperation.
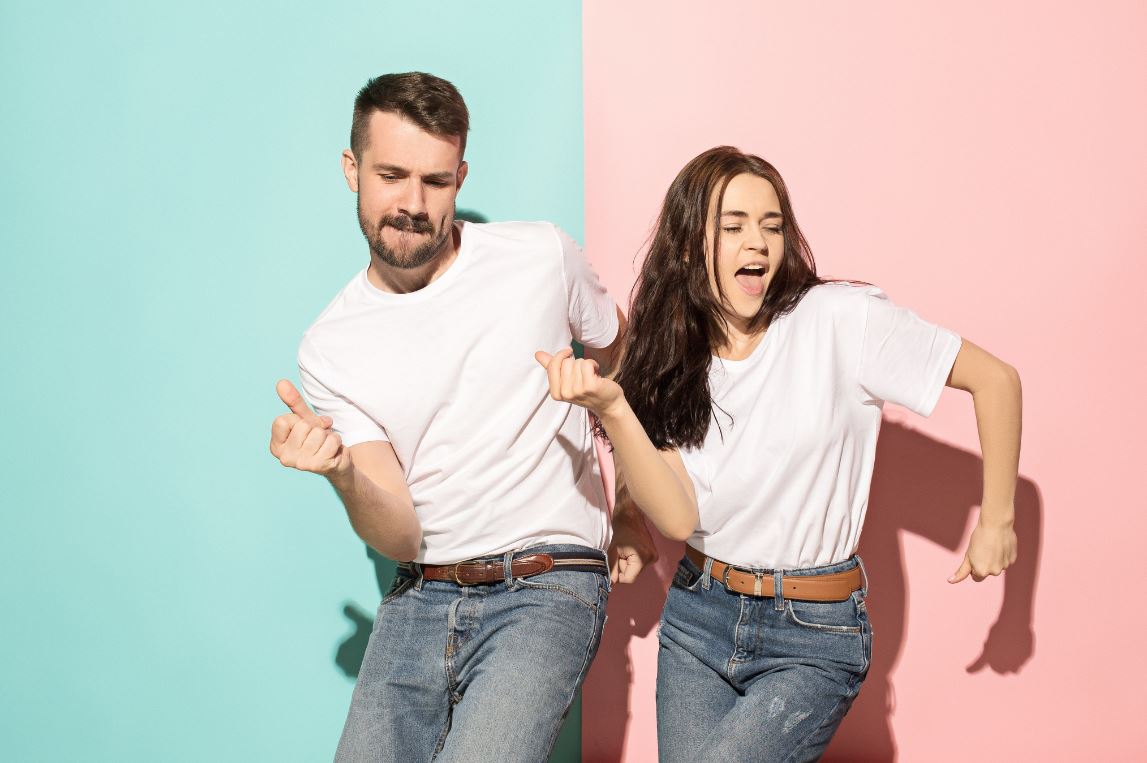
[416,552,608,586]
[685,546,861,601]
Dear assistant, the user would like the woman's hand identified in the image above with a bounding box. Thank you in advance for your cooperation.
[535,347,625,417]
[950,509,1018,583]
[609,491,660,584]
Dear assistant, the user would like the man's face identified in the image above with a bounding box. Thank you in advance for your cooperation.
[343,110,467,269]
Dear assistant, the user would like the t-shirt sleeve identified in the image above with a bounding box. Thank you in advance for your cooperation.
[555,225,619,349]
[297,337,389,447]
[857,289,962,417]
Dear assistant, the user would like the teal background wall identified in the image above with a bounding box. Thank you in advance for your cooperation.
[0,1,584,759]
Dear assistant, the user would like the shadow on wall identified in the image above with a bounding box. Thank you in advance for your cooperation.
[456,208,488,224]
[582,420,1043,762]
[334,548,396,680]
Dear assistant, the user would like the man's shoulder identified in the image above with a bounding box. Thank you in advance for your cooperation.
[298,270,371,353]
[462,220,563,249]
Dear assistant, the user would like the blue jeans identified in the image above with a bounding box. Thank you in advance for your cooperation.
[656,554,872,762]
[335,544,610,762]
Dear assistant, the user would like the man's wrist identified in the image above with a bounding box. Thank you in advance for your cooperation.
[327,462,357,493]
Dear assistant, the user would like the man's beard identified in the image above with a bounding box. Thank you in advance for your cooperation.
[358,199,454,270]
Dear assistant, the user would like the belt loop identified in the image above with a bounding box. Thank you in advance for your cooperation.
[773,569,784,611]
[856,555,869,598]
[503,550,516,587]
[413,562,424,591]
[701,557,714,591]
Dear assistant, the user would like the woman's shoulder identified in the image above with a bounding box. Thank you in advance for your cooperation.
[796,281,886,317]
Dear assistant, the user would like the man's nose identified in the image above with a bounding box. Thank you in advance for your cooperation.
[397,180,427,218]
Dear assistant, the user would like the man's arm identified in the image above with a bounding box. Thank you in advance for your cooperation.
[270,380,422,562]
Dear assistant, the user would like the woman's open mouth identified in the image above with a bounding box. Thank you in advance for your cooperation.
[734,264,768,296]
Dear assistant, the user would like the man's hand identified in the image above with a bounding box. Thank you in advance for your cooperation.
[270,379,353,480]
[535,348,624,417]
[609,498,660,584]
[949,511,1018,583]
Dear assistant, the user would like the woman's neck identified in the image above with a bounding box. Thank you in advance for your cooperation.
[716,321,767,361]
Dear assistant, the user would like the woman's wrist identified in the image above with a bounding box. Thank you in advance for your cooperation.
[977,500,1015,529]
[595,393,633,427]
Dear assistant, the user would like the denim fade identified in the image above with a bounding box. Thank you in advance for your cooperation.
[656,553,872,762]
[335,544,610,762]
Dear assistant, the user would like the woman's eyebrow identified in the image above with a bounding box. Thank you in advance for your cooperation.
[720,210,783,219]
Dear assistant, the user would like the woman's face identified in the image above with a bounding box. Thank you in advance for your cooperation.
[705,172,786,331]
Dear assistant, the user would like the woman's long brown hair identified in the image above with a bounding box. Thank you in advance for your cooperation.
[608,146,822,450]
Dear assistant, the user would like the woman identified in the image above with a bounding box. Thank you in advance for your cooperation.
[536,146,1020,761]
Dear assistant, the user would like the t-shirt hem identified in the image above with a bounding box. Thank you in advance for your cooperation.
[416,534,608,565]
[579,303,620,349]
[339,432,391,448]
[916,330,963,417]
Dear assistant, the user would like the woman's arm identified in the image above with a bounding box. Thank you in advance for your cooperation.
[535,348,699,541]
[945,339,1022,582]
[609,470,660,584]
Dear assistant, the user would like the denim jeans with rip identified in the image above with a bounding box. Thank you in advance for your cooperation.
[656,554,872,763]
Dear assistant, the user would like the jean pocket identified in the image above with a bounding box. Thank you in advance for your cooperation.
[380,573,416,605]
[671,558,705,592]
[784,598,863,634]
[515,571,606,612]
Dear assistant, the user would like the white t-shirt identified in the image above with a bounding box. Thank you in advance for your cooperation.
[680,283,961,569]
[298,221,619,564]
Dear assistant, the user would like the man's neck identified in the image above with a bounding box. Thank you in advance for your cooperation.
[367,223,462,294]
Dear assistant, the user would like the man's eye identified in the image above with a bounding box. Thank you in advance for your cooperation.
[381,174,398,182]
[425,180,448,188]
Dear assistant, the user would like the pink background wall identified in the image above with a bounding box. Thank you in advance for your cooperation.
[581,1,1147,760]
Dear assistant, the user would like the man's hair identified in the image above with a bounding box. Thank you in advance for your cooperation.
[350,72,469,160]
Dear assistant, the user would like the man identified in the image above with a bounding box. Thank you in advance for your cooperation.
[269,72,625,761]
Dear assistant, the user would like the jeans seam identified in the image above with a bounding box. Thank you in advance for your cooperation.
[726,596,750,676]
[859,616,873,676]
[540,583,608,756]
[444,596,462,690]
[381,577,416,606]
[514,574,603,610]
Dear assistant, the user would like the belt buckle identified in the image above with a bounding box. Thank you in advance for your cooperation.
[723,563,766,597]
[721,563,735,590]
[451,560,488,586]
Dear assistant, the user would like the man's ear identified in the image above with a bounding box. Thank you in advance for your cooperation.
[341,149,359,193]
[456,160,469,193]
